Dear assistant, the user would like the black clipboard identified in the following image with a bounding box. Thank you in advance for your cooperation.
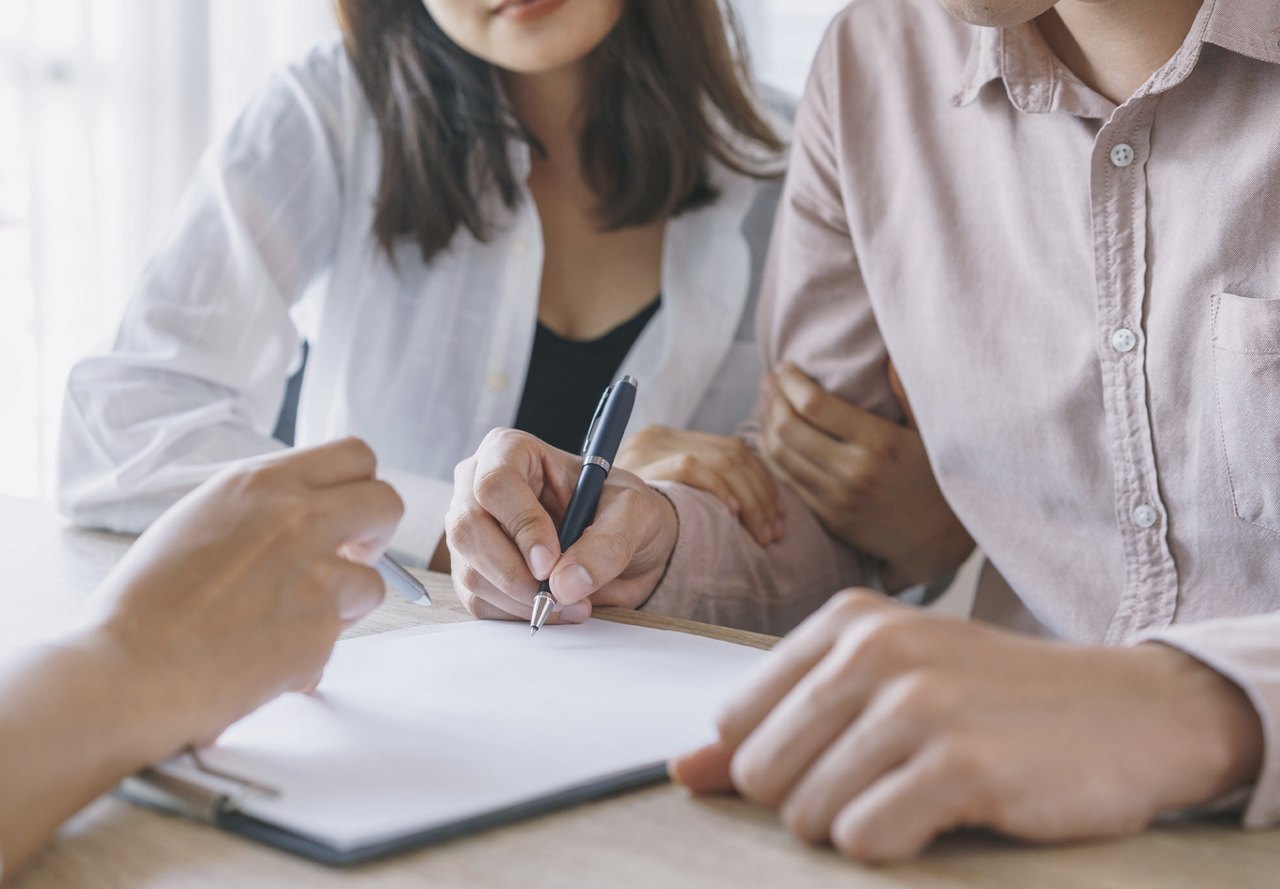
[117,753,670,867]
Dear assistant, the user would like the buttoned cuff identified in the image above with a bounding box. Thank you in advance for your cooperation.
[1141,616,1280,828]
[378,466,454,568]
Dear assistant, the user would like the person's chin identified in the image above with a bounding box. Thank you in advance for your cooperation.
[937,0,1058,28]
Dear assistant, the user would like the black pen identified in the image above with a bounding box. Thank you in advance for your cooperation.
[530,375,638,635]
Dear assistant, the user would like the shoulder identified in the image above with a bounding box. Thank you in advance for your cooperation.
[217,36,369,172]
[813,0,975,95]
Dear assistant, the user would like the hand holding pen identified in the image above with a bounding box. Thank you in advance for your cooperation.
[447,377,681,627]
[529,376,638,634]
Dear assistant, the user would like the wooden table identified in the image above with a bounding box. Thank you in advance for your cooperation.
[3,495,1278,888]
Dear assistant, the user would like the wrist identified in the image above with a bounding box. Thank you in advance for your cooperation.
[1133,643,1264,810]
[633,486,680,610]
[78,623,205,765]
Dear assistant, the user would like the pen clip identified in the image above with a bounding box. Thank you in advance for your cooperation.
[581,384,614,456]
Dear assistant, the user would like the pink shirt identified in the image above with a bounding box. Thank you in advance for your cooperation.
[648,0,1280,828]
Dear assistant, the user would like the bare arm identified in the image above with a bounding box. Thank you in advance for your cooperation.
[0,439,401,878]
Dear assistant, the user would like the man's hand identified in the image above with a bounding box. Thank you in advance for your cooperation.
[446,428,679,622]
[89,437,403,749]
[617,425,783,547]
[760,363,974,590]
[671,591,1264,862]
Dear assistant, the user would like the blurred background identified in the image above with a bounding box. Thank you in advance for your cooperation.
[0,0,848,500]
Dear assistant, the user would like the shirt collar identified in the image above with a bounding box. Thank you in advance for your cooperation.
[951,19,1108,117]
[953,0,1280,116]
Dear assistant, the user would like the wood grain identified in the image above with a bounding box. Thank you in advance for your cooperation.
[3,495,1278,888]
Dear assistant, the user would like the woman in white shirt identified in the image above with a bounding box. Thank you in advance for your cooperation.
[58,0,969,582]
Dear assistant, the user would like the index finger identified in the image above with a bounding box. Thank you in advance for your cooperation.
[775,365,898,447]
[715,590,891,748]
[471,429,576,580]
[316,479,404,563]
[260,437,378,488]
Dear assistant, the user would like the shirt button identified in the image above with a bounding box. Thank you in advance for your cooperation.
[1111,328,1137,353]
[1132,504,1159,529]
[486,372,507,392]
[1110,143,1135,168]
[512,238,528,256]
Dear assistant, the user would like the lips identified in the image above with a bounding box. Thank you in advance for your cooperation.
[491,0,568,23]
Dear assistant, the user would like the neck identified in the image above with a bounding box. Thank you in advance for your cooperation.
[1037,0,1203,104]
[503,63,588,170]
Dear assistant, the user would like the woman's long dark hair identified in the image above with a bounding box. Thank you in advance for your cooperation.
[336,0,783,263]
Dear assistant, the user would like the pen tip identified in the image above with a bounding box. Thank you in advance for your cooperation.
[529,625,538,637]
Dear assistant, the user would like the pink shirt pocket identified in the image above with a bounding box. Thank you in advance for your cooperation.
[1212,291,1280,532]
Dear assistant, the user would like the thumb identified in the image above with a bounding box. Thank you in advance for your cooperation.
[669,741,736,794]
[886,361,917,430]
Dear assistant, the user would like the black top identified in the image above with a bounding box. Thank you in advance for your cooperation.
[514,296,661,454]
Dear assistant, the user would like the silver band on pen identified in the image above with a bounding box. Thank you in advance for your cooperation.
[585,455,611,473]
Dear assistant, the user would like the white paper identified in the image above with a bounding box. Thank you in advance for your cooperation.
[154,619,767,852]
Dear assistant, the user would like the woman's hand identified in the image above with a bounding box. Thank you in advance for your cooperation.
[617,425,783,546]
[760,364,973,590]
[447,429,679,623]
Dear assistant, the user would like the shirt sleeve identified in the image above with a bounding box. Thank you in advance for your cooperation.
[640,29,887,636]
[1141,613,1280,828]
[57,42,347,534]
[377,467,454,567]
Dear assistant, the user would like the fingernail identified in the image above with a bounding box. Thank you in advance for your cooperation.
[553,564,594,602]
[561,601,591,623]
[529,544,555,580]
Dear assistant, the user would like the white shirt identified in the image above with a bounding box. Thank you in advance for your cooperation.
[58,40,789,563]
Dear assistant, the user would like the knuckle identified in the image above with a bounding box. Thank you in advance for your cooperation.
[855,613,917,664]
[374,480,405,519]
[825,588,882,621]
[239,460,285,493]
[506,507,549,546]
[453,456,477,485]
[275,495,319,540]
[491,561,529,595]
[931,734,991,787]
[831,816,876,862]
[337,436,376,468]
[305,559,339,593]
[797,389,826,419]
[674,453,701,476]
[883,670,951,723]
[729,749,780,807]
[457,563,487,594]
[780,798,816,842]
[472,465,512,506]
[630,425,664,446]
[865,433,902,467]
[443,509,474,550]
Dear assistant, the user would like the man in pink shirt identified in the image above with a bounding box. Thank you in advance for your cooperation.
[446,0,1280,862]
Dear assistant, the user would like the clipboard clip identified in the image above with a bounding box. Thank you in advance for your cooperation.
[118,747,281,824]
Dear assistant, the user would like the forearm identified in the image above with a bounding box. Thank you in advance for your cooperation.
[0,631,189,877]
[644,481,876,636]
